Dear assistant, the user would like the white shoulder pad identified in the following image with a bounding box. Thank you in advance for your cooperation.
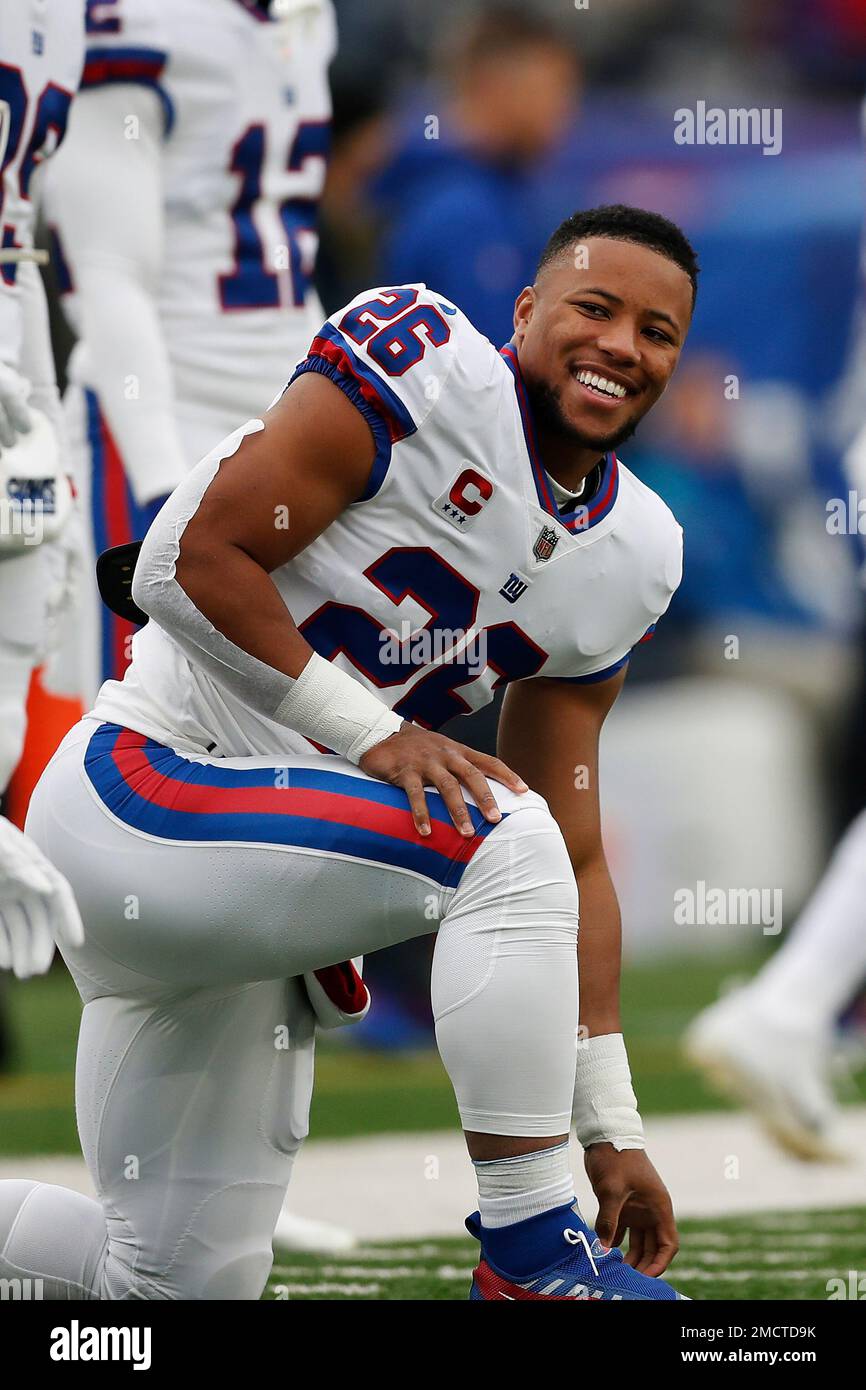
[84,0,160,52]
[81,0,173,134]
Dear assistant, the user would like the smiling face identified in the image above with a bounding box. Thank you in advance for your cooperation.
[513,237,694,461]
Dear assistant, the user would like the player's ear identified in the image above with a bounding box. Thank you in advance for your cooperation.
[513,286,536,342]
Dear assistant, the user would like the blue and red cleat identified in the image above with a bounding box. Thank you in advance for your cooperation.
[467,1201,690,1300]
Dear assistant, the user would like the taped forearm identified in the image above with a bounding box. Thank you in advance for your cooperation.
[573,1033,645,1151]
[130,422,403,761]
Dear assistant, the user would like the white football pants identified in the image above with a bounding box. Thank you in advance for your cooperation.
[0,717,579,1299]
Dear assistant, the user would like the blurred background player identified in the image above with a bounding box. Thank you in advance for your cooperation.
[39,0,351,1253]
[684,805,866,1162]
[0,0,85,1019]
[684,202,866,1162]
[45,0,336,703]
[372,5,580,346]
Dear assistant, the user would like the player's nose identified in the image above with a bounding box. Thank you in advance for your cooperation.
[592,319,641,365]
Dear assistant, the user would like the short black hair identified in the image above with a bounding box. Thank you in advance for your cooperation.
[537,203,699,306]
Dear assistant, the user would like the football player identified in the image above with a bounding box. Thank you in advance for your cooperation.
[0,204,696,1300]
[686,416,866,1161]
[685,809,866,1162]
[685,107,866,1160]
[44,0,335,701]
[42,0,349,1253]
[0,0,84,981]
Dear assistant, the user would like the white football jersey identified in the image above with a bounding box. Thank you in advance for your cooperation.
[91,284,684,758]
[52,0,335,433]
[0,0,83,370]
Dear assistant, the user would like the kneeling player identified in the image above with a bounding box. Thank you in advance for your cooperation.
[1,205,695,1300]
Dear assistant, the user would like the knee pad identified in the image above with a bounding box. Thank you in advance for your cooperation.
[450,803,578,925]
[432,805,579,1021]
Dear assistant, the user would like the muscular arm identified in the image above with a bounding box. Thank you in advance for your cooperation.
[167,370,375,682]
[496,669,627,1036]
[133,369,525,828]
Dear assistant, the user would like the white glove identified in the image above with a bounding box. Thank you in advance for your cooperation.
[0,408,72,553]
[0,362,33,452]
[0,817,84,978]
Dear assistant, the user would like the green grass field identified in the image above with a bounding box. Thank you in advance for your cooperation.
[6,944,863,1154]
[3,949,865,1301]
[263,1209,866,1301]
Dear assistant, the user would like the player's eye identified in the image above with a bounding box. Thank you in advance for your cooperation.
[644,326,674,345]
[576,301,609,317]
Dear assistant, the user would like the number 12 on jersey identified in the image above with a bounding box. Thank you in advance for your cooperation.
[219,118,330,312]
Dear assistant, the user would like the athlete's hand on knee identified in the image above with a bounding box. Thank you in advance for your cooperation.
[0,818,85,978]
[360,723,528,837]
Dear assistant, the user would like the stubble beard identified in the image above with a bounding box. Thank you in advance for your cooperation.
[526,378,642,457]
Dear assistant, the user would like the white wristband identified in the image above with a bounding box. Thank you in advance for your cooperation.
[572,1032,645,1152]
[274,650,404,764]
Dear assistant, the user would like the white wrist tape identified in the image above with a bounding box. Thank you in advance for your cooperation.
[274,650,404,764]
[572,1032,645,1151]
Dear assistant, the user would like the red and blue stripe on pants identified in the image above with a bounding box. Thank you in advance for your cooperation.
[84,723,503,889]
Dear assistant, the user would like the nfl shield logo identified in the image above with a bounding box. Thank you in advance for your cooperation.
[533,525,559,562]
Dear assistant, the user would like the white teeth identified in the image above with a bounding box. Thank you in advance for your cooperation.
[575,369,627,399]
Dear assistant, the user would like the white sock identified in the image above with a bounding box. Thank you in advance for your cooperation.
[474,1141,574,1228]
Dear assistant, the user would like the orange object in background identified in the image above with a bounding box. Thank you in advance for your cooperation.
[4,669,82,829]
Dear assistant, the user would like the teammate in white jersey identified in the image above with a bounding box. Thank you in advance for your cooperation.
[2,204,697,1301]
[44,0,335,697]
[27,0,347,1255]
[685,397,866,1165]
[0,0,84,980]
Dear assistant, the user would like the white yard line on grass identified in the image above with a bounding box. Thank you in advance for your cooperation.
[671,1231,865,1247]
[2,1106,865,1241]
[269,1282,381,1296]
[272,1264,472,1280]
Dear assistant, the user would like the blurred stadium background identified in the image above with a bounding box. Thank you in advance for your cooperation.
[3,0,866,1297]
